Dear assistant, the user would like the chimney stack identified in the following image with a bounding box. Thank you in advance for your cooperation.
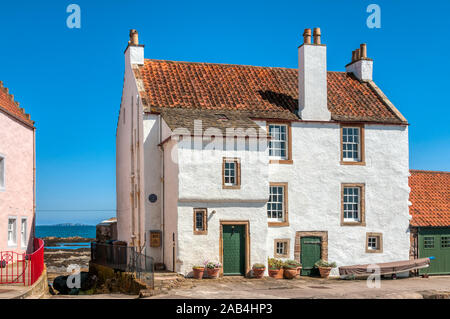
[125,29,144,65]
[298,28,331,121]
[346,43,373,82]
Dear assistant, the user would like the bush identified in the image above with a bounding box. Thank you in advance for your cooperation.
[314,259,337,268]
[268,258,283,269]
[283,260,301,268]
[252,263,266,269]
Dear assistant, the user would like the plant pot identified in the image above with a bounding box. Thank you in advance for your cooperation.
[296,266,302,277]
[252,267,265,279]
[207,267,220,279]
[283,267,297,279]
[193,268,205,279]
[318,266,332,278]
[268,268,283,279]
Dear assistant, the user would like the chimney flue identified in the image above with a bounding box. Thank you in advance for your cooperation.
[313,28,321,44]
[303,29,312,44]
[360,43,367,59]
[129,29,139,46]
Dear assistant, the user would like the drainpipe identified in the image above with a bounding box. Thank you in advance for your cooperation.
[32,126,36,252]
[159,115,165,266]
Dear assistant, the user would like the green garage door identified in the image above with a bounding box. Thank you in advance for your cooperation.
[419,228,450,275]
[222,225,246,276]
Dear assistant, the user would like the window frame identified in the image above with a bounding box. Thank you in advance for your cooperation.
[267,122,293,164]
[0,153,5,191]
[21,217,28,248]
[340,124,365,165]
[441,236,450,249]
[274,239,290,258]
[268,182,289,227]
[7,216,17,247]
[423,236,435,249]
[222,157,241,189]
[366,232,383,253]
[193,208,208,235]
[341,183,366,226]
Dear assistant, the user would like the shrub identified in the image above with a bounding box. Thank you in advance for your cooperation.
[314,259,337,268]
[283,260,301,268]
[268,258,283,269]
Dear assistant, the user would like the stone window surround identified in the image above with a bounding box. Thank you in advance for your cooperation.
[274,238,290,258]
[340,123,365,166]
[0,153,5,191]
[366,232,383,253]
[341,183,366,226]
[193,208,208,235]
[222,157,241,189]
[268,182,289,227]
[267,121,293,165]
[21,217,28,248]
[8,216,17,248]
[294,231,328,263]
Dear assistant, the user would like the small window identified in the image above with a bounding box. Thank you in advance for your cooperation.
[343,186,361,222]
[8,217,17,246]
[0,155,5,190]
[21,218,27,248]
[441,236,450,249]
[193,208,207,235]
[341,125,365,165]
[274,239,290,258]
[424,236,434,249]
[366,233,383,253]
[222,158,240,189]
[268,183,289,226]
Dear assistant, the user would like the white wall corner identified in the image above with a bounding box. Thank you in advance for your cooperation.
[126,45,144,66]
[346,59,373,82]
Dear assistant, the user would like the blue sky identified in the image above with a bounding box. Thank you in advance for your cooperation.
[0,1,448,225]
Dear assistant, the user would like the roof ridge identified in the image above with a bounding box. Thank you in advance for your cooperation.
[144,58,346,73]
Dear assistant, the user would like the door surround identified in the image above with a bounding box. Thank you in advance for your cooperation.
[294,231,328,262]
[219,220,250,276]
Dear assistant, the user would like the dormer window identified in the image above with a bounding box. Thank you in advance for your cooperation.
[268,123,292,164]
[341,124,365,165]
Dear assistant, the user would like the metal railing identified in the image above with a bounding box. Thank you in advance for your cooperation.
[91,242,154,289]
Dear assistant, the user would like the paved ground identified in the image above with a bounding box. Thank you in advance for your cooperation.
[146,275,450,299]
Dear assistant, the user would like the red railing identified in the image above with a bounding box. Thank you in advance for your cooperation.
[0,238,44,286]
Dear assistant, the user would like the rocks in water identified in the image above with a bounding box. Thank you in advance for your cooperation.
[52,272,97,295]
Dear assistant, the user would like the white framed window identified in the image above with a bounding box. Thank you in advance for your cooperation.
[8,217,17,247]
[366,233,383,253]
[367,237,377,250]
[21,218,28,248]
[268,185,284,222]
[343,186,360,222]
[274,239,290,258]
[268,124,288,160]
[276,241,286,255]
[342,127,361,161]
[193,208,207,235]
[0,154,5,190]
[224,161,236,186]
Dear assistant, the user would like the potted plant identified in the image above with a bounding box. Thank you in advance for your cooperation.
[284,260,302,278]
[192,265,205,279]
[268,258,283,279]
[205,261,221,279]
[314,260,337,278]
[252,263,266,279]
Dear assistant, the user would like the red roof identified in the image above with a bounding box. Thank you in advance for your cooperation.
[0,81,33,126]
[409,170,450,227]
[137,59,405,123]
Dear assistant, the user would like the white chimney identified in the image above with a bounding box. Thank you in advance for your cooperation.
[298,28,331,121]
[345,43,373,82]
[125,29,144,65]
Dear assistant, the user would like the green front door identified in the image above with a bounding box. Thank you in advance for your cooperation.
[419,228,450,275]
[300,236,322,276]
[222,225,246,275]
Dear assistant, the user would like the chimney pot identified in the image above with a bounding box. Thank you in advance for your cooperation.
[129,29,139,46]
[360,43,367,59]
[303,29,312,44]
[355,48,361,60]
[313,28,321,44]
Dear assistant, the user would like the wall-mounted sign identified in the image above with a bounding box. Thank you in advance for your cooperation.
[148,194,157,203]
[150,230,161,247]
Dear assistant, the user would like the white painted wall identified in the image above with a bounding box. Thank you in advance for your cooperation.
[346,59,373,82]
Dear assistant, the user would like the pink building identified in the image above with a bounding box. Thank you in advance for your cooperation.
[0,81,35,253]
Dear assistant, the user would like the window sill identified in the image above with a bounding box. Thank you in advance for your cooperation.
[340,161,366,166]
[193,231,208,235]
[269,159,293,165]
[366,249,383,254]
[268,222,289,227]
[222,185,241,190]
[341,221,366,227]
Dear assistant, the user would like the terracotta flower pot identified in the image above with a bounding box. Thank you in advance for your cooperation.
[253,267,265,279]
[207,267,220,279]
[268,268,283,279]
[193,267,205,279]
[296,266,302,277]
[283,267,298,279]
[318,266,332,278]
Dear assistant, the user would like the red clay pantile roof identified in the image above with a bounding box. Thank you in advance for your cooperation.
[137,59,405,123]
[409,170,450,227]
[0,81,34,126]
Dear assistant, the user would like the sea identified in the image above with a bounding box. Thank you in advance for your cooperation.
[36,224,96,239]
